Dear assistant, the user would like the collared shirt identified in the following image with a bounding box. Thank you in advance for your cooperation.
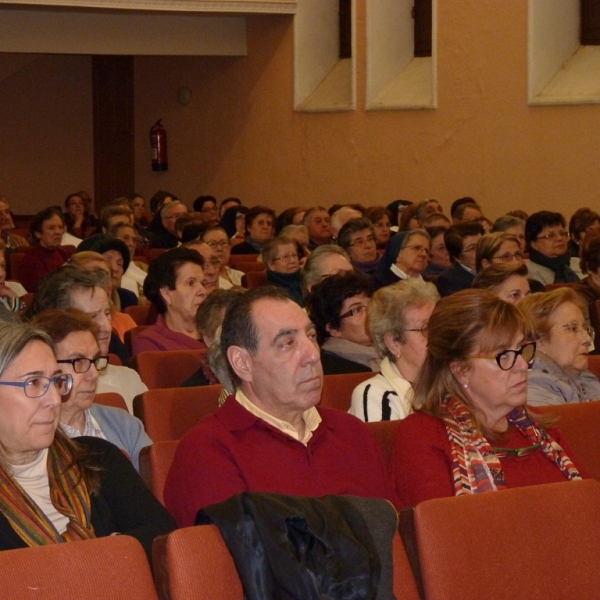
[60,410,107,440]
[390,264,424,282]
[458,261,476,276]
[235,389,321,445]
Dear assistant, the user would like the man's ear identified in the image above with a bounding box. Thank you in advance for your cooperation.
[325,323,343,339]
[227,345,253,383]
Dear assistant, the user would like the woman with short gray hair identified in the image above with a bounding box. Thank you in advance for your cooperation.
[349,278,439,422]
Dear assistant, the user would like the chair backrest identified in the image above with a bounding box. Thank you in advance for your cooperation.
[319,371,375,411]
[145,248,169,263]
[589,300,600,349]
[139,440,179,505]
[0,535,158,600]
[133,385,222,442]
[125,304,158,326]
[95,392,128,411]
[545,282,577,291]
[366,420,402,468]
[125,325,151,355]
[589,354,600,380]
[9,251,27,282]
[107,353,122,366]
[234,260,266,274]
[132,349,207,389]
[241,269,268,289]
[400,479,600,600]
[534,401,600,481]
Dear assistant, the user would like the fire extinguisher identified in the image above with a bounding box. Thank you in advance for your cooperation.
[150,119,168,171]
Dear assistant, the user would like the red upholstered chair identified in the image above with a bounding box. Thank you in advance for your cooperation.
[132,349,207,389]
[0,535,158,600]
[233,261,266,274]
[588,354,600,379]
[366,420,402,468]
[139,440,179,506]
[107,353,122,366]
[544,282,577,292]
[133,385,222,442]
[534,401,600,482]
[124,325,151,355]
[125,303,158,326]
[153,526,420,600]
[95,392,128,411]
[400,479,600,600]
[153,524,243,600]
[241,270,268,289]
[228,254,259,269]
[319,371,375,411]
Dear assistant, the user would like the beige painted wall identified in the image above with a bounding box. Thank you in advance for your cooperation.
[2,0,600,219]
[135,1,600,220]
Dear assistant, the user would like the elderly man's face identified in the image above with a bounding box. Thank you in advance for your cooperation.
[163,204,188,234]
[233,298,323,422]
[0,200,15,232]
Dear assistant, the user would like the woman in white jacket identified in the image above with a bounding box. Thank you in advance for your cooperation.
[349,278,439,422]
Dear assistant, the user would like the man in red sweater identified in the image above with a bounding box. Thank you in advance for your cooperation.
[164,286,397,527]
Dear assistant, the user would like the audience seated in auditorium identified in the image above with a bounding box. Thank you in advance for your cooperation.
[275,206,306,234]
[435,221,484,297]
[451,198,483,223]
[193,195,220,226]
[230,205,275,255]
[200,225,244,287]
[0,196,28,248]
[144,189,176,241]
[472,263,531,305]
[149,199,188,249]
[307,271,379,374]
[63,192,99,239]
[0,320,175,558]
[349,279,439,422]
[475,232,523,272]
[568,208,600,279]
[109,222,148,299]
[415,199,445,227]
[330,206,363,239]
[29,266,147,412]
[219,196,242,220]
[301,245,353,295]
[492,214,526,253]
[573,231,600,308]
[261,236,303,306]
[33,309,151,471]
[0,240,26,311]
[220,204,248,248]
[338,217,382,276]
[364,206,392,249]
[304,206,335,250]
[374,229,431,288]
[387,199,412,232]
[525,211,579,285]
[164,286,397,526]
[423,225,451,278]
[391,289,586,508]
[19,207,74,293]
[134,247,208,354]
[520,288,600,406]
[398,203,420,231]
[182,239,221,296]
[128,192,149,228]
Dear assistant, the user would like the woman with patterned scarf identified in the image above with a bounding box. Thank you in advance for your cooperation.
[391,289,587,507]
[0,321,175,558]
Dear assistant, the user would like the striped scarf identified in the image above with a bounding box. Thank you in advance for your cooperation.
[0,436,95,546]
[441,396,581,495]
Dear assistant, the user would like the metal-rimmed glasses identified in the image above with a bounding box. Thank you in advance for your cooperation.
[467,341,536,371]
[340,304,369,320]
[206,240,230,249]
[273,253,299,262]
[57,356,109,374]
[535,231,568,242]
[348,235,375,248]
[491,251,524,262]
[0,374,73,398]
[405,323,428,337]
[556,321,595,341]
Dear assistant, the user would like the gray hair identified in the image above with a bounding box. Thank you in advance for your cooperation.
[160,200,186,220]
[401,228,431,249]
[492,215,526,233]
[368,279,439,360]
[0,321,54,379]
[301,244,352,291]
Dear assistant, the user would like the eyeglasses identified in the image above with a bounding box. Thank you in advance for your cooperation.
[556,321,595,341]
[206,240,230,249]
[274,253,299,262]
[349,235,375,248]
[535,231,568,242]
[467,341,536,371]
[492,411,542,459]
[201,206,218,213]
[405,323,428,337]
[491,251,523,262]
[57,356,109,374]
[0,374,73,398]
[340,304,369,320]
[403,244,429,253]
[206,258,223,267]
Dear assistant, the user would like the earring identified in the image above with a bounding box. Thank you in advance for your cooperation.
[463,383,468,389]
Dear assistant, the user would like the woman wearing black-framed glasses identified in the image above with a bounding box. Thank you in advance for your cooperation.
[391,288,586,508]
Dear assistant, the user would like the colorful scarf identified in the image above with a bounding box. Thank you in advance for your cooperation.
[441,396,581,495]
[0,436,95,546]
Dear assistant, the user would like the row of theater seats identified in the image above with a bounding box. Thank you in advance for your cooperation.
[4,478,600,599]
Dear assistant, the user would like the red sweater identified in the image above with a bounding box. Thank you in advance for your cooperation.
[391,412,587,509]
[164,398,398,527]
[18,244,72,293]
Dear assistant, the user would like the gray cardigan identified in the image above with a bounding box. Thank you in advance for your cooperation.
[527,352,600,406]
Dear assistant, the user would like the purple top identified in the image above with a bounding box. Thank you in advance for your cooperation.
[132,313,206,355]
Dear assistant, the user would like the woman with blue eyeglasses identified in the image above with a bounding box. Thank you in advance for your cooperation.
[391,289,586,508]
[0,320,175,557]
[520,288,600,406]
[32,309,151,472]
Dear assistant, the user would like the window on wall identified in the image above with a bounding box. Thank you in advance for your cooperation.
[339,0,352,58]
[581,0,600,45]
[414,0,432,57]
